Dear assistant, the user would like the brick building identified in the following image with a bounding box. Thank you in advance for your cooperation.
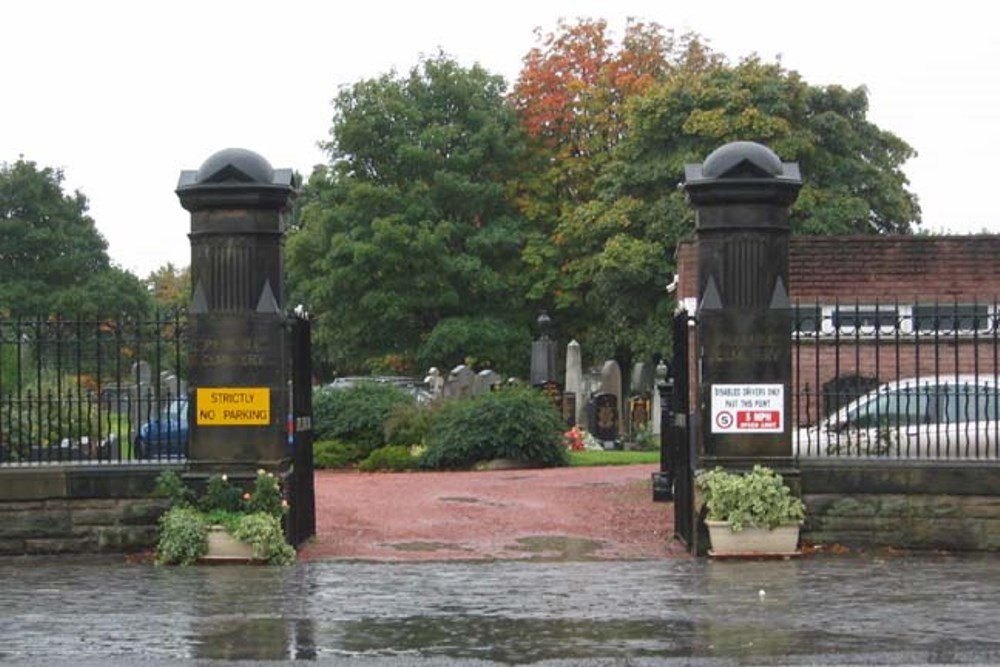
[675,235,1000,425]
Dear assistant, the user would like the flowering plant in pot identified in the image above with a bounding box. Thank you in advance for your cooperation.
[153,469,295,565]
[695,464,806,555]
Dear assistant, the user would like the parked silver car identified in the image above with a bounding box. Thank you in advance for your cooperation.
[795,376,1000,458]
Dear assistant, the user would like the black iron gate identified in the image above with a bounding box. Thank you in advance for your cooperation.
[668,310,695,550]
[286,315,316,547]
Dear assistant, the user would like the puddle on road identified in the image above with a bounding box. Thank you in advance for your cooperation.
[505,535,607,559]
[438,495,480,503]
[6,557,1000,664]
[386,541,471,552]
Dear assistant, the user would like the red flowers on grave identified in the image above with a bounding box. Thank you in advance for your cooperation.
[563,426,586,452]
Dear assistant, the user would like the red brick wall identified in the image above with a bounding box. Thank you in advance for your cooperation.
[677,235,1000,303]
[674,236,1000,424]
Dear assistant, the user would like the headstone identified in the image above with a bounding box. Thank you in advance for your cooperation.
[629,396,651,436]
[630,362,655,398]
[132,361,153,385]
[589,392,619,446]
[627,362,655,437]
[541,380,563,412]
[652,361,668,435]
[600,360,624,436]
[530,312,558,386]
[561,392,577,428]
[564,340,584,428]
[424,367,445,400]
[443,364,476,399]
[474,369,502,396]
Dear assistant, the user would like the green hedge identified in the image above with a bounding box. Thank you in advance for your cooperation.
[358,445,420,472]
[313,439,365,469]
[420,386,567,469]
[312,382,413,452]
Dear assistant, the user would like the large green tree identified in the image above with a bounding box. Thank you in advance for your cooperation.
[288,55,533,376]
[514,28,920,366]
[0,158,151,318]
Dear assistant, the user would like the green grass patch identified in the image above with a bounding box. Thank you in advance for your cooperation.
[568,450,660,467]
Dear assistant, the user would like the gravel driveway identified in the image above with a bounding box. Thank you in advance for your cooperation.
[299,464,686,561]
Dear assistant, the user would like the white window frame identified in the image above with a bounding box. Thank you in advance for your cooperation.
[912,303,998,335]
[821,304,913,337]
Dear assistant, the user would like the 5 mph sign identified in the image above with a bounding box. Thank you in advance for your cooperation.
[711,384,784,434]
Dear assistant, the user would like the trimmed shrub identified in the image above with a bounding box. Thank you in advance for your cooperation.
[421,386,568,469]
[358,445,420,472]
[384,401,435,447]
[312,382,412,452]
[313,439,365,469]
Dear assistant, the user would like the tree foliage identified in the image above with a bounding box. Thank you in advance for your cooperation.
[146,262,190,313]
[511,21,920,366]
[286,19,921,379]
[0,158,151,318]
[288,54,532,375]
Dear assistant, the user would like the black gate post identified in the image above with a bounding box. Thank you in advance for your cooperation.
[176,148,295,474]
[668,310,694,548]
[652,362,674,502]
[682,141,802,555]
[287,314,315,546]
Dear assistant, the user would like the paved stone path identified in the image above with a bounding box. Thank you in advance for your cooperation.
[299,464,686,561]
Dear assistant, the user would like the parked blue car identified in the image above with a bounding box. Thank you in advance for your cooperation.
[134,398,189,459]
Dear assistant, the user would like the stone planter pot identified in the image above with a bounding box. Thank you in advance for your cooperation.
[200,525,256,564]
[705,520,801,556]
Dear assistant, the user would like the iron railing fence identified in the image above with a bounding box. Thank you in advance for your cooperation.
[793,299,1000,460]
[0,312,188,466]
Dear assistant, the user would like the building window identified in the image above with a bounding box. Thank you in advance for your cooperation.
[822,305,912,336]
[792,304,821,336]
[913,304,996,334]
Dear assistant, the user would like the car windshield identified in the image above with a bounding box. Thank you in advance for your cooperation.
[843,384,930,428]
[841,381,999,428]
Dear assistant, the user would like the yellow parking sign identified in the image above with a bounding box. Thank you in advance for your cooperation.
[196,387,271,426]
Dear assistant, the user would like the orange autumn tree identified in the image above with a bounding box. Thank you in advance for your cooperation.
[510,18,714,341]
[511,18,681,207]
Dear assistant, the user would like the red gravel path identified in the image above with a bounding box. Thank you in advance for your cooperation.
[298,464,687,561]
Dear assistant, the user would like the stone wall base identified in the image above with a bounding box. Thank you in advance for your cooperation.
[801,460,1000,552]
[0,466,175,556]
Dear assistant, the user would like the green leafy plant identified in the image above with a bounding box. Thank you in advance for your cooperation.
[421,386,568,469]
[153,469,293,565]
[232,513,296,565]
[199,474,245,513]
[629,423,658,451]
[313,439,366,469]
[155,506,208,566]
[695,465,806,532]
[384,401,435,447]
[153,469,195,507]
[358,444,420,472]
[312,381,412,452]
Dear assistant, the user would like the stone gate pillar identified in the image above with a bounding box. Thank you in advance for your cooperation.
[176,148,295,472]
[683,141,802,469]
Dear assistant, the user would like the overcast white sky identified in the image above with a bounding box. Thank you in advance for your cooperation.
[3,1,998,278]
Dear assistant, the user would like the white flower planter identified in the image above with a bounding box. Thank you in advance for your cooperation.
[200,525,256,564]
[705,520,801,556]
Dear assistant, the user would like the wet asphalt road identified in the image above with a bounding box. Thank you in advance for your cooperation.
[2,554,1000,666]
